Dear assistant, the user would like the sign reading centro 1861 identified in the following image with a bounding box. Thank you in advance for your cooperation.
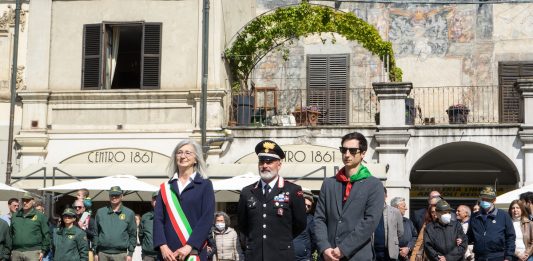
[236,144,342,164]
[61,148,170,164]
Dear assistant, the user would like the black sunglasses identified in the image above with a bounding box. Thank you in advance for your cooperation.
[74,206,84,209]
[339,147,360,155]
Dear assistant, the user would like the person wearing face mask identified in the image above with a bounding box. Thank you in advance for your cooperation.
[212,212,242,261]
[467,186,516,261]
[423,200,467,261]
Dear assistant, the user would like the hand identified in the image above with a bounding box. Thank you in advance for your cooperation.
[207,246,212,253]
[126,256,132,261]
[438,255,446,261]
[399,247,409,257]
[94,255,99,261]
[332,247,344,259]
[39,252,43,261]
[174,245,193,261]
[160,244,177,261]
[456,238,462,246]
[323,248,339,261]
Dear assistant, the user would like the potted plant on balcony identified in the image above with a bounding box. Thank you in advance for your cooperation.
[231,81,254,126]
[292,105,321,126]
[446,104,470,124]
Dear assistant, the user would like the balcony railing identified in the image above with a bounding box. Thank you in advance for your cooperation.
[227,85,503,127]
[228,88,378,127]
[409,85,500,125]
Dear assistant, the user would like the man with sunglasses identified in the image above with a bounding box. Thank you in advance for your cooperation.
[238,140,307,261]
[73,199,97,259]
[315,132,385,261]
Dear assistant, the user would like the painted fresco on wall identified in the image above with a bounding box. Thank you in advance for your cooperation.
[388,5,453,58]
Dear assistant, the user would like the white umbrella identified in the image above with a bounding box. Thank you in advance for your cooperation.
[495,184,533,207]
[212,173,260,191]
[0,183,27,200]
[39,175,159,201]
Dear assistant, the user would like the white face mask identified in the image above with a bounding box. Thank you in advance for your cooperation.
[215,223,225,231]
[440,213,452,224]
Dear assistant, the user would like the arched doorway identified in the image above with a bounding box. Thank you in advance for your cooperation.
[409,141,519,213]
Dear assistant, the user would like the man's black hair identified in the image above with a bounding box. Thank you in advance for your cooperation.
[341,132,368,152]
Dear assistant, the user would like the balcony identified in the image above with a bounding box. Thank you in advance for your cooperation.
[227,85,511,127]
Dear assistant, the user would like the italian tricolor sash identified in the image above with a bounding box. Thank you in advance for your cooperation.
[160,182,200,261]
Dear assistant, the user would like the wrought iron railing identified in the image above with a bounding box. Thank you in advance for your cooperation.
[228,88,378,127]
[227,85,503,127]
[409,85,500,125]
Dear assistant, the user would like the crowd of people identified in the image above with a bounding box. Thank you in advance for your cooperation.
[0,133,531,261]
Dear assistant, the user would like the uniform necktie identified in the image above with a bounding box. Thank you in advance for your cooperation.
[263,184,270,198]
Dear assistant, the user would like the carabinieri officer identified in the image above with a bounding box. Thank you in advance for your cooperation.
[238,140,307,261]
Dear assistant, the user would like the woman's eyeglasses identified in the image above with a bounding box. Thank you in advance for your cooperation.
[177,151,195,157]
[339,147,360,155]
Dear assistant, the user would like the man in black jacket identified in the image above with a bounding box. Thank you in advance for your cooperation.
[423,200,467,261]
[238,140,307,261]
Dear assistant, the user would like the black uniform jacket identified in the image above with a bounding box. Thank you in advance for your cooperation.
[238,176,307,261]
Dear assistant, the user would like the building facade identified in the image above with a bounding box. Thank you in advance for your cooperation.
[1,0,532,214]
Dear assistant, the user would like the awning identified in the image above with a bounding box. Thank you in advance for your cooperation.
[13,162,388,201]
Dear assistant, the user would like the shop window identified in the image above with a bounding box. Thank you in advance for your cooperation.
[82,22,161,89]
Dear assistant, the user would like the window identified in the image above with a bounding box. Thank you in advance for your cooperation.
[82,22,161,89]
[498,62,533,123]
[307,54,349,125]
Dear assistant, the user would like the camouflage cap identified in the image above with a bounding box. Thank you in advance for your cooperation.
[480,186,497,199]
[21,192,34,200]
[109,186,123,196]
[62,208,77,217]
[435,199,453,212]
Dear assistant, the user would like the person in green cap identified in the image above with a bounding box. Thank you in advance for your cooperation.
[11,192,50,261]
[139,192,158,261]
[95,186,136,261]
[52,208,88,261]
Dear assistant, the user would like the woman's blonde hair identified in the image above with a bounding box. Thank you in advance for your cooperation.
[167,139,207,179]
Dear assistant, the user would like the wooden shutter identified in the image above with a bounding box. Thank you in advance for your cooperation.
[307,54,349,125]
[327,55,348,124]
[141,23,162,89]
[82,24,102,89]
[498,62,533,123]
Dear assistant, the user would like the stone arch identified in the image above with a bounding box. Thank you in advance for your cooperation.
[410,141,519,187]
[224,3,402,90]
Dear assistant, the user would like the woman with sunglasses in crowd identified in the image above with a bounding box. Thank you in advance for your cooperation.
[52,208,88,261]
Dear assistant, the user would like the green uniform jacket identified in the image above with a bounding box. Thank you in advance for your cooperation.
[0,219,11,260]
[53,226,88,261]
[11,208,50,253]
[95,205,136,256]
[139,211,157,256]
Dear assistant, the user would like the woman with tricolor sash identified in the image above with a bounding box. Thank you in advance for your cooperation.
[154,140,216,261]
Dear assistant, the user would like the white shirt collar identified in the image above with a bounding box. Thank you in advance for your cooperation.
[172,172,197,181]
[261,176,279,190]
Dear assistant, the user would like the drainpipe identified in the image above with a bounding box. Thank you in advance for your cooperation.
[6,0,22,185]
[200,0,210,159]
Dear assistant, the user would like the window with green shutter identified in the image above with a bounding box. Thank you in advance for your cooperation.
[307,54,349,125]
[81,22,162,90]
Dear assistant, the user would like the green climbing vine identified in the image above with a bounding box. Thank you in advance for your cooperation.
[224,2,403,91]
